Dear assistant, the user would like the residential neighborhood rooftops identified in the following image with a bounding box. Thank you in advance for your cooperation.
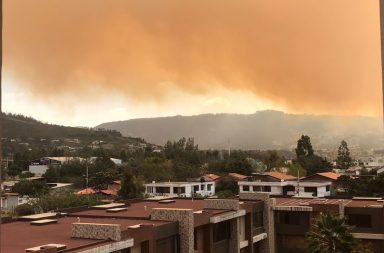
[70,199,230,219]
[1,216,167,253]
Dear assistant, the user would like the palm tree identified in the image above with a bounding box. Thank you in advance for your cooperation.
[306,212,356,253]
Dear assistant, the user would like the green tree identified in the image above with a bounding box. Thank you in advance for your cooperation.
[118,170,144,199]
[215,177,238,197]
[13,180,50,197]
[336,140,352,170]
[263,150,283,170]
[306,213,356,253]
[43,167,59,183]
[287,162,306,177]
[296,135,314,158]
[298,155,331,176]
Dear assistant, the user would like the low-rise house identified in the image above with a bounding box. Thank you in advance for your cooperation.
[145,181,215,198]
[239,172,332,197]
[301,172,342,194]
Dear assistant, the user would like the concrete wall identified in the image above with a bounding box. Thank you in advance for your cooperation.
[151,208,194,253]
[71,223,121,241]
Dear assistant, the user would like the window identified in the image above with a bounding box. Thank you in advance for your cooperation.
[193,185,199,192]
[263,186,271,192]
[213,221,231,242]
[207,184,212,191]
[326,185,330,192]
[347,214,372,228]
[304,187,317,196]
[253,186,261,192]
[201,184,205,190]
[243,185,250,192]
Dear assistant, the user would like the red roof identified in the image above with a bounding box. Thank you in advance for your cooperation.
[316,172,342,181]
[204,174,221,181]
[263,172,297,181]
[76,188,96,195]
[228,173,248,180]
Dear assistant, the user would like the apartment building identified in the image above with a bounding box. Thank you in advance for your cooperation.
[1,195,273,253]
[3,193,384,253]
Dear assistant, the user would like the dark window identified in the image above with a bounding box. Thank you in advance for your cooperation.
[304,187,317,196]
[201,184,205,190]
[193,185,199,192]
[277,211,301,225]
[326,185,330,191]
[213,221,231,242]
[156,187,170,193]
[253,211,263,228]
[207,184,212,191]
[347,214,372,228]
[243,185,250,191]
[253,186,261,192]
[263,186,271,192]
[194,230,198,250]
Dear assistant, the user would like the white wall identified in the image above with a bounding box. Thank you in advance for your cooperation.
[29,165,49,176]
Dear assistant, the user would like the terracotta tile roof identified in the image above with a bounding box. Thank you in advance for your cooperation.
[76,188,96,195]
[228,173,248,180]
[205,174,221,181]
[316,172,342,180]
[112,180,121,185]
[264,171,296,181]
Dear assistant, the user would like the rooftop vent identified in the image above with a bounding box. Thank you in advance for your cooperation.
[30,219,58,226]
[25,244,66,252]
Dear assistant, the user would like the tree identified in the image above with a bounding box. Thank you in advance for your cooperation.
[306,213,356,253]
[215,177,238,197]
[43,167,59,183]
[336,140,352,170]
[12,180,50,197]
[263,150,283,171]
[287,162,306,177]
[298,155,331,176]
[294,135,331,175]
[118,170,144,199]
[296,135,314,158]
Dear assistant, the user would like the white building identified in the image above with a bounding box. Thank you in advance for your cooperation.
[238,172,332,198]
[145,181,215,198]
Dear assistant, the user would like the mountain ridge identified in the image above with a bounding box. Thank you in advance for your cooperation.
[96,110,383,150]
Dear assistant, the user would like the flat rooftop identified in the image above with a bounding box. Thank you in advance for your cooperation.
[275,197,384,208]
[1,216,168,253]
[71,199,229,219]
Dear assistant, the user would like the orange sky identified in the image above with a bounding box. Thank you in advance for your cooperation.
[2,0,383,126]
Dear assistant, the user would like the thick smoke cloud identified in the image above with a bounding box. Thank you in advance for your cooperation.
[3,0,382,116]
